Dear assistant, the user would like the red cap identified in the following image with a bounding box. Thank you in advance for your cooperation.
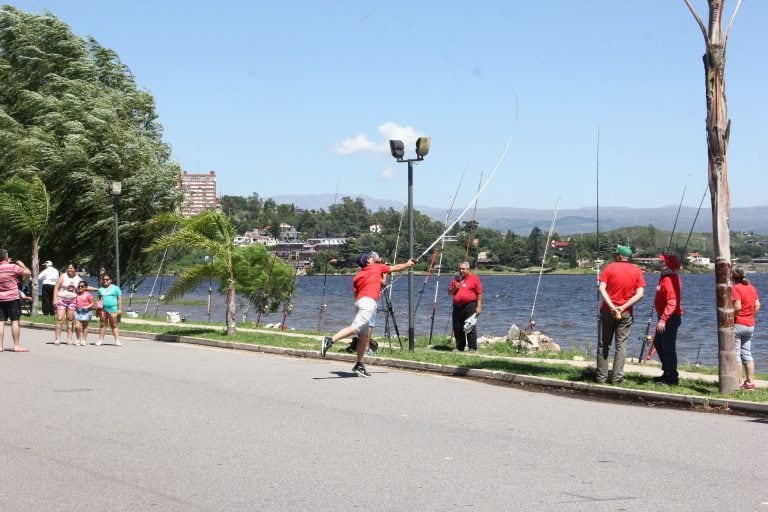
[659,253,681,270]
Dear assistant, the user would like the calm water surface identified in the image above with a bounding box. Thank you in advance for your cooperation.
[126,272,768,369]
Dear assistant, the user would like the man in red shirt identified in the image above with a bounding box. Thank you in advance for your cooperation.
[732,266,761,390]
[321,252,413,377]
[652,253,683,385]
[447,261,483,352]
[0,249,32,352]
[596,245,645,384]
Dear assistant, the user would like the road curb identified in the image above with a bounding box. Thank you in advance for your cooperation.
[22,322,768,417]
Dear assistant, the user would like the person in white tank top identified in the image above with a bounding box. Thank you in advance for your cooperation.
[53,263,82,345]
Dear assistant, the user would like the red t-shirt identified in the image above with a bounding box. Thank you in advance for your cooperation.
[450,273,483,306]
[654,274,683,322]
[733,281,759,327]
[599,261,646,314]
[353,263,390,301]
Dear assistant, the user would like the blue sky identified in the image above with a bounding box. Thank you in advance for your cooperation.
[11,1,768,211]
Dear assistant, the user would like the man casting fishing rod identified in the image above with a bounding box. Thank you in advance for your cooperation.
[321,251,414,377]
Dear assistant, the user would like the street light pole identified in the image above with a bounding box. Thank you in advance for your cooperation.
[407,160,415,350]
[108,181,122,289]
[389,137,430,352]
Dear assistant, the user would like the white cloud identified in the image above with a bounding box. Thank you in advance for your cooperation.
[330,133,384,155]
[380,166,396,181]
[331,122,425,156]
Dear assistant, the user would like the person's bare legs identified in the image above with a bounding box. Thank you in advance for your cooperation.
[97,310,107,345]
[109,313,121,345]
[81,321,89,345]
[66,309,75,344]
[744,361,756,384]
[54,308,65,344]
[11,320,27,351]
[356,330,369,364]
[331,325,358,343]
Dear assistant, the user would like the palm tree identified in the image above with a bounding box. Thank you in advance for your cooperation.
[145,211,238,334]
[0,175,51,315]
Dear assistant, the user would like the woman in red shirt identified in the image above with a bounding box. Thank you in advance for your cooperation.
[732,266,761,390]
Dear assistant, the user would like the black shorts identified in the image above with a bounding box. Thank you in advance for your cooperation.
[0,299,22,322]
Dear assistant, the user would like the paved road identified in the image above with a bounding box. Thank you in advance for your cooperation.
[1,328,766,511]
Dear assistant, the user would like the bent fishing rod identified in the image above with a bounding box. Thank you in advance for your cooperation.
[415,94,519,263]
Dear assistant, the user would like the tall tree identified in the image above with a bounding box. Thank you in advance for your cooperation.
[0,6,179,277]
[145,212,239,334]
[684,0,742,392]
[0,175,51,314]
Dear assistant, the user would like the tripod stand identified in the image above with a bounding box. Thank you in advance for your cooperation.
[378,284,402,350]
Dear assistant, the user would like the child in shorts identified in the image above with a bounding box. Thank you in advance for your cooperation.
[74,281,94,346]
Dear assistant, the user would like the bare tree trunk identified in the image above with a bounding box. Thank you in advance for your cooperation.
[685,0,743,392]
[226,281,237,335]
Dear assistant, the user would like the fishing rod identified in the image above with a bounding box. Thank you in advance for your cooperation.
[595,126,602,361]
[429,168,468,345]
[638,184,708,362]
[207,276,213,323]
[316,258,335,333]
[255,254,277,327]
[683,184,709,252]
[416,94,519,262]
[528,197,561,332]
[280,265,300,331]
[413,249,438,316]
[464,171,484,263]
[144,225,177,315]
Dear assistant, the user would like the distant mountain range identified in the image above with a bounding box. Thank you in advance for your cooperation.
[271,193,768,235]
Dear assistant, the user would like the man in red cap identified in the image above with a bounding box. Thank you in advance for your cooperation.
[652,253,683,385]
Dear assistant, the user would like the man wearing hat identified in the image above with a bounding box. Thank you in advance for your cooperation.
[38,260,59,315]
[652,254,683,385]
[321,251,414,377]
[596,245,646,384]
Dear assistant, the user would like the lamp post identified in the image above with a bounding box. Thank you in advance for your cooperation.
[388,137,431,351]
[108,181,122,289]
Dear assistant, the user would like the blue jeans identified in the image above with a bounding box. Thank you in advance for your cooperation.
[653,314,682,379]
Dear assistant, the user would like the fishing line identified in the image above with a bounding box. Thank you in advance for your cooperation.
[416,93,519,262]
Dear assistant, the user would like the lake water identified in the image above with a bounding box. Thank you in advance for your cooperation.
[125,272,768,369]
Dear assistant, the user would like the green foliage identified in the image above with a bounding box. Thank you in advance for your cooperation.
[232,244,294,314]
[0,6,179,278]
[145,211,239,333]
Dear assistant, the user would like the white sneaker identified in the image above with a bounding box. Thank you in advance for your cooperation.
[115,340,122,347]
[95,340,103,346]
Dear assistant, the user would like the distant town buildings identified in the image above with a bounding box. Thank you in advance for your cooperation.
[179,170,218,217]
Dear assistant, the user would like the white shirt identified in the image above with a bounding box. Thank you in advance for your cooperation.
[38,266,59,286]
